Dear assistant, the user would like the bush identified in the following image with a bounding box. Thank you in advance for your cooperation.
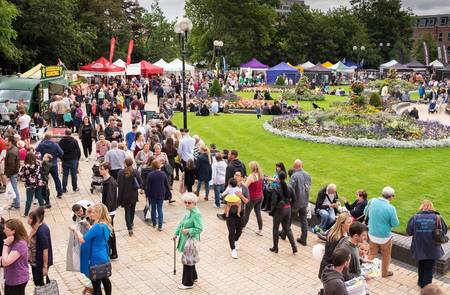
[275,75,286,86]
[281,90,325,101]
[295,75,310,95]
[208,79,222,97]
[350,95,366,107]
[369,92,382,107]
[351,81,365,96]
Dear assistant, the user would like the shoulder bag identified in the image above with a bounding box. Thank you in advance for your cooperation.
[89,224,112,281]
[433,215,449,244]
[34,276,59,295]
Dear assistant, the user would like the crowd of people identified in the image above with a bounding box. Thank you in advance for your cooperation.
[0,74,448,295]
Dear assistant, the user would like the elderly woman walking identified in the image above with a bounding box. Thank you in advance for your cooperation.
[407,200,447,289]
[173,193,203,290]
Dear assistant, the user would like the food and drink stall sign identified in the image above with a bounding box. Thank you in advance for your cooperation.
[41,65,62,79]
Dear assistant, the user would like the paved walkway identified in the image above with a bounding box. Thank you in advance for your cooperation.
[397,102,450,126]
[2,94,449,294]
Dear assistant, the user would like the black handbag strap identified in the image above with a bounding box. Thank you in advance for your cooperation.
[89,223,109,263]
[436,215,442,229]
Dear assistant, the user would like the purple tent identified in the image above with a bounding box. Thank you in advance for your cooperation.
[267,62,300,84]
[240,58,269,69]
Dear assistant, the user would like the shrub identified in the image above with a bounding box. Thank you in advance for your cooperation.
[208,79,222,97]
[350,95,366,107]
[369,92,382,107]
[351,81,365,96]
[281,90,325,101]
[275,75,286,86]
[295,75,310,95]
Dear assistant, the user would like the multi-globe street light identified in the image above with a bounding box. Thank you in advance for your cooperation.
[213,40,224,74]
[174,18,193,129]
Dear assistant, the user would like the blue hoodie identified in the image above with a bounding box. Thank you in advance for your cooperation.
[36,140,64,164]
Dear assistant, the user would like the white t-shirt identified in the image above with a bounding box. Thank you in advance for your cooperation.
[18,114,31,130]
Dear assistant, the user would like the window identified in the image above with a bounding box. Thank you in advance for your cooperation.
[428,18,436,26]
[419,18,427,27]
[438,32,443,42]
[441,17,448,25]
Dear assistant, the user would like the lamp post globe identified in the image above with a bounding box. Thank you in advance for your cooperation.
[353,45,358,51]
[361,46,365,51]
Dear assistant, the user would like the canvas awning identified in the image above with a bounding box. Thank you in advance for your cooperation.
[113,59,127,68]
[168,58,195,72]
[329,61,355,73]
[80,57,125,76]
[322,61,334,68]
[304,64,332,73]
[267,62,300,84]
[21,64,44,79]
[430,60,444,68]
[386,63,412,71]
[240,58,269,69]
[301,61,315,69]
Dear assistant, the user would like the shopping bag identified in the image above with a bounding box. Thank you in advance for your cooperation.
[181,237,200,266]
[34,277,59,295]
[5,182,16,203]
[66,228,81,272]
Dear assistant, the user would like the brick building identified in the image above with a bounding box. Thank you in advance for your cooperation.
[413,14,450,61]
[276,0,308,14]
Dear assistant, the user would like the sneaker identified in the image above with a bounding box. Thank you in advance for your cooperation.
[73,188,80,192]
[128,230,133,236]
[110,255,119,261]
[85,158,89,162]
[56,194,63,199]
[213,205,221,209]
[231,249,238,259]
[178,285,193,290]
[234,241,239,250]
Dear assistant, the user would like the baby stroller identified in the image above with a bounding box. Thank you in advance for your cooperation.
[90,159,103,194]
[428,100,438,113]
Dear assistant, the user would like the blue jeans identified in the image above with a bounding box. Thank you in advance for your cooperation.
[25,186,44,216]
[50,162,63,195]
[318,208,336,230]
[62,160,78,191]
[50,112,56,127]
[196,180,210,198]
[150,198,164,228]
[9,174,20,208]
[213,184,224,207]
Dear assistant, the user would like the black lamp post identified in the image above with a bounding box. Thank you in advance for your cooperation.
[213,40,224,75]
[174,18,193,129]
[353,45,366,80]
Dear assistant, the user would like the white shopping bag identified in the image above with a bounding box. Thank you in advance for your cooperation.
[5,182,16,203]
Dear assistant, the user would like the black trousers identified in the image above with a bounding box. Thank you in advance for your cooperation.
[418,259,435,288]
[285,207,308,243]
[124,203,136,230]
[82,139,93,158]
[243,198,263,230]
[109,215,118,258]
[182,264,198,287]
[226,213,244,250]
[42,184,50,205]
[91,277,112,295]
[272,207,296,250]
[31,265,44,286]
[4,282,27,295]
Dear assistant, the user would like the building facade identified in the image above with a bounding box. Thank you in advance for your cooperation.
[276,0,308,14]
[413,14,450,61]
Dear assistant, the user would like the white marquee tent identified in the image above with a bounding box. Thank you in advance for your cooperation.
[168,58,195,72]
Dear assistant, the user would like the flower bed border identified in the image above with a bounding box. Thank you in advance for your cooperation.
[263,121,450,148]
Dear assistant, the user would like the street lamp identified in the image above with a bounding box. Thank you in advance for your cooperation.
[379,42,391,62]
[174,17,193,129]
[213,40,224,74]
[353,45,366,79]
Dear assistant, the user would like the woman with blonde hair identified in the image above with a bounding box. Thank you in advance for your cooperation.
[318,212,353,279]
[243,161,264,235]
[70,203,112,295]
[2,218,29,294]
[407,199,447,289]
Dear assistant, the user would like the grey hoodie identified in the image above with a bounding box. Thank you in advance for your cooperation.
[321,265,348,295]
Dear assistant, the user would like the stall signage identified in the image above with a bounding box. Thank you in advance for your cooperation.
[41,65,62,78]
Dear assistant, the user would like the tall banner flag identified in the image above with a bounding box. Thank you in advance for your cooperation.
[126,40,134,65]
[437,46,442,61]
[443,45,448,64]
[422,41,429,65]
[109,37,116,63]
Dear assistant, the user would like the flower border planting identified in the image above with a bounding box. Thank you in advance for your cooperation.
[263,121,450,148]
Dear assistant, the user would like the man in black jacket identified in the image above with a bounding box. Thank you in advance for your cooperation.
[58,129,81,193]
[225,150,247,185]
[314,184,339,233]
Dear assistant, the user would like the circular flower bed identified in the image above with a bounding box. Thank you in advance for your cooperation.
[266,107,450,148]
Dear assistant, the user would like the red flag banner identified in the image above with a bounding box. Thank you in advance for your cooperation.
[109,37,116,63]
[126,40,134,65]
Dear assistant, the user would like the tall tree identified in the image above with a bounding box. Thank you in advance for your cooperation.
[186,0,277,66]
[0,0,21,66]
[350,0,414,64]
[412,33,438,64]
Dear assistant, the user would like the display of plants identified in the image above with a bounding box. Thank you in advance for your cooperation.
[268,105,450,147]
[280,76,325,101]
[228,99,273,110]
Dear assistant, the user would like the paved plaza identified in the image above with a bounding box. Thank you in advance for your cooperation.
[2,96,449,294]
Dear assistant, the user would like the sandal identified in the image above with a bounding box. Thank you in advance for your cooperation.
[82,287,93,295]
[383,271,394,277]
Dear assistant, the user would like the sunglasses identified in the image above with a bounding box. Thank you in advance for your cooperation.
[184,201,193,205]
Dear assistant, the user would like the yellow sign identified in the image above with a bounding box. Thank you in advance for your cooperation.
[41,65,62,78]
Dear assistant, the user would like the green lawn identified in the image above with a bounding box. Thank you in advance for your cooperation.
[236,91,348,110]
[173,113,450,233]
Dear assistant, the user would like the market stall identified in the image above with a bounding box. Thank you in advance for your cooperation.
[303,63,332,83]
[266,62,300,84]
[301,61,315,69]
[405,60,428,72]
[79,57,125,76]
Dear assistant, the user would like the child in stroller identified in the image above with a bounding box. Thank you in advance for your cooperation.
[428,99,438,113]
[90,157,104,193]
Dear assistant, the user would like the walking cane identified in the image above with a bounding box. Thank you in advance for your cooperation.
[173,238,177,275]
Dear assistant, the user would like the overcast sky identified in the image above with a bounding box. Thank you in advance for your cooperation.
[140,0,450,19]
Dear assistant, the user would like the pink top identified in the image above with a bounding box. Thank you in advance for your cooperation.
[19,148,27,161]
[248,177,263,200]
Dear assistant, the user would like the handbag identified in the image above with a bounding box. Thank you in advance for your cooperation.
[433,215,449,244]
[89,225,112,281]
[181,236,200,266]
[34,276,59,295]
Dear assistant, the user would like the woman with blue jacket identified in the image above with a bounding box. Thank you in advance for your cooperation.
[70,204,112,295]
[407,200,447,289]
[173,193,203,290]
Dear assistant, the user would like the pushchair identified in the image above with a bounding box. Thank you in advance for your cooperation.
[428,100,438,113]
[90,158,104,194]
